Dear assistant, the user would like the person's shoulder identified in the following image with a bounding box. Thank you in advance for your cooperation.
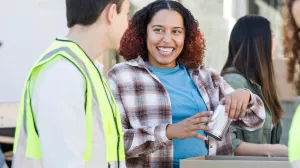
[190,65,221,79]
[222,73,247,81]
[31,57,86,109]
[222,73,248,83]
[34,56,85,89]
[109,62,132,71]
[201,66,219,75]
[108,61,141,77]
[190,65,219,75]
[190,66,248,87]
[41,56,82,76]
[222,72,250,89]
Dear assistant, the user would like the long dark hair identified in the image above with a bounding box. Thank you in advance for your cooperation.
[221,15,284,124]
[119,0,206,68]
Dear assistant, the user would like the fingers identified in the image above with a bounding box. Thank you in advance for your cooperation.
[229,99,237,120]
[225,97,231,115]
[239,101,248,119]
[195,134,208,140]
[192,111,212,119]
[190,131,208,140]
[189,124,212,131]
[234,101,243,119]
[225,89,251,120]
[191,117,214,125]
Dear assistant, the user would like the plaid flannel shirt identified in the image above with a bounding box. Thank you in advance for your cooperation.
[107,56,265,168]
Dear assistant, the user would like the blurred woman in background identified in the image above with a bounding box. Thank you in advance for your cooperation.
[282,0,300,167]
[221,15,288,157]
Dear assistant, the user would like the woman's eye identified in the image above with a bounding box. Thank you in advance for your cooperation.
[173,30,182,34]
[153,29,163,33]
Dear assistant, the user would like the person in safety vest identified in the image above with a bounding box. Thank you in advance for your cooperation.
[282,0,300,167]
[12,0,130,167]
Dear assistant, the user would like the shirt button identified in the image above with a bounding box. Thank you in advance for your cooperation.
[210,145,213,148]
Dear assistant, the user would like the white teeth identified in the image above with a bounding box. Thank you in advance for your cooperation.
[158,47,173,53]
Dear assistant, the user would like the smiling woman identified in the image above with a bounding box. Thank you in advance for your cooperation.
[107,1,266,168]
[146,10,185,68]
[119,1,205,69]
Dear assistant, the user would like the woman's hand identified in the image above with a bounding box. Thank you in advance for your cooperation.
[222,89,251,121]
[267,144,289,157]
[166,111,214,140]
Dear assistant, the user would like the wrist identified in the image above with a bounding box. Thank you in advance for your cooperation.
[243,88,252,102]
[262,144,273,156]
[166,124,175,140]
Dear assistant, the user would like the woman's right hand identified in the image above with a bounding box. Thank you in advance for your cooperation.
[268,144,288,157]
[166,111,214,140]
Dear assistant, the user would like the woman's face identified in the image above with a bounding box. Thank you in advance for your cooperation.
[146,9,185,68]
[292,0,300,27]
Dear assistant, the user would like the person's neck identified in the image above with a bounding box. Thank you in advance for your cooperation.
[67,24,111,61]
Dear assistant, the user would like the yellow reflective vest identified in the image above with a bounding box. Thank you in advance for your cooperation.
[289,105,300,162]
[13,39,125,166]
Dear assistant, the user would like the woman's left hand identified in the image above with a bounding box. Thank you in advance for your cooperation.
[222,88,251,121]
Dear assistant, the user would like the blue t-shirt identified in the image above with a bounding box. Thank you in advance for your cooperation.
[147,63,208,168]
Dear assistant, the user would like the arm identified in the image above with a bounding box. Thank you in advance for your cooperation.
[223,74,251,151]
[221,74,265,131]
[235,142,271,156]
[229,123,274,156]
[234,142,288,157]
[107,69,170,158]
[223,74,288,157]
[31,58,86,168]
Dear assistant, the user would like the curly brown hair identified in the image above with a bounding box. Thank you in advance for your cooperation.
[282,0,300,94]
[119,0,206,69]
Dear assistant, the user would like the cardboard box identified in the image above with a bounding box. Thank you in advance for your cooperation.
[180,155,290,168]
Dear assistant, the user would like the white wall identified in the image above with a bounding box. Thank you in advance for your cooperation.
[255,0,283,59]
[0,0,68,102]
[180,0,229,72]
[223,0,249,38]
